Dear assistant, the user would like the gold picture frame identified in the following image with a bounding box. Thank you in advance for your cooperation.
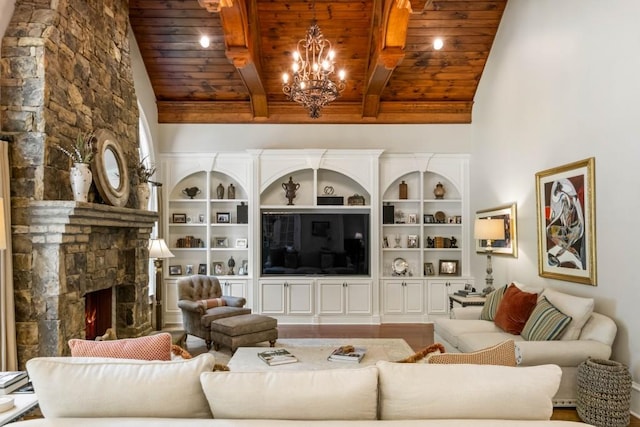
[535,158,596,285]
[475,203,518,257]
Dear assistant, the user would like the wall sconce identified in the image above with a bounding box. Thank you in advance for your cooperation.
[474,218,505,295]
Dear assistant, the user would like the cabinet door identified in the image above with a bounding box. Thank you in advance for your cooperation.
[287,281,314,315]
[345,280,372,315]
[318,281,345,314]
[404,280,424,314]
[260,281,285,314]
[383,280,405,314]
[222,279,246,298]
[427,280,448,314]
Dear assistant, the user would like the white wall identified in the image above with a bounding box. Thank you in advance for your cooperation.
[472,0,640,415]
[157,123,472,153]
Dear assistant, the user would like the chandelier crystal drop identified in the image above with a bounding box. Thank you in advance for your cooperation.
[282,23,346,119]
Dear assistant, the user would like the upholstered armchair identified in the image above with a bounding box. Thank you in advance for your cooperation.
[177,275,251,349]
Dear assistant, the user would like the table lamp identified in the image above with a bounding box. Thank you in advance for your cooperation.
[0,198,6,251]
[148,238,174,331]
[474,218,505,296]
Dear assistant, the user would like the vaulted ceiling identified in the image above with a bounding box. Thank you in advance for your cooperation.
[129,0,507,124]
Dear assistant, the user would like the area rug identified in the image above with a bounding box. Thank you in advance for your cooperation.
[186,336,413,367]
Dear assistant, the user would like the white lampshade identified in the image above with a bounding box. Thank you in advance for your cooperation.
[474,218,505,241]
[148,238,174,259]
[0,198,6,250]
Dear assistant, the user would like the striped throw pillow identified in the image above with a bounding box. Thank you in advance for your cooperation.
[480,285,507,320]
[521,296,572,341]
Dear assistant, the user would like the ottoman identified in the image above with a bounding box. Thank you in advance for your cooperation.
[210,314,278,352]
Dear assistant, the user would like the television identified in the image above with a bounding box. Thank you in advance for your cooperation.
[261,211,369,276]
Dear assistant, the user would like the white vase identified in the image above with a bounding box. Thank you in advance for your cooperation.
[137,182,151,209]
[70,162,92,202]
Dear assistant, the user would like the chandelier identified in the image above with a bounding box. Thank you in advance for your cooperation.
[282,21,346,119]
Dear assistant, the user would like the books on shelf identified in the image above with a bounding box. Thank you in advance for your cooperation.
[328,345,366,363]
[0,371,28,395]
[257,349,298,366]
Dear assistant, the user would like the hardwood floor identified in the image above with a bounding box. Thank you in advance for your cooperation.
[276,323,639,425]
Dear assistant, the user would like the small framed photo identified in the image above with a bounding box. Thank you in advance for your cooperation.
[424,262,435,276]
[455,215,462,224]
[185,264,194,275]
[439,259,459,276]
[407,234,419,248]
[217,212,231,223]
[239,259,249,275]
[172,213,187,224]
[169,265,182,276]
[424,214,435,224]
[407,214,417,224]
[235,238,248,248]
[212,262,224,275]
[214,237,228,248]
[198,263,207,274]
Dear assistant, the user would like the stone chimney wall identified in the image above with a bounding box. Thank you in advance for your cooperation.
[1,0,152,368]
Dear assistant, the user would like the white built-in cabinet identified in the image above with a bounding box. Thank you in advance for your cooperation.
[159,150,472,326]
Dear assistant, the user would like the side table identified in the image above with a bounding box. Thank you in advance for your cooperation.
[449,295,486,310]
[0,394,38,426]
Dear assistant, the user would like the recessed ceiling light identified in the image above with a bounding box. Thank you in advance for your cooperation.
[433,38,444,50]
[200,35,210,48]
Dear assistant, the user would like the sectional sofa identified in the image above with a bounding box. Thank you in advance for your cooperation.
[435,283,617,407]
[12,353,594,426]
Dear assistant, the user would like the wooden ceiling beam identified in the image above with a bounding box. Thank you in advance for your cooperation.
[199,0,268,118]
[363,0,411,118]
[157,100,472,124]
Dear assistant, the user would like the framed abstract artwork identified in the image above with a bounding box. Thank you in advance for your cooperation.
[535,158,597,285]
[475,203,518,257]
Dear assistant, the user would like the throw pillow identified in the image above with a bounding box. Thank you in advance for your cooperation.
[541,288,594,340]
[480,284,507,320]
[427,340,517,366]
[198,298,226,310]
[493,284,538,334]
[521,296,572,341]
[68,333,172,360]
[395,343,446,363]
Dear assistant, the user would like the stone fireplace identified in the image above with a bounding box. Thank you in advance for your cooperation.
[13,202,157,366]
[1,1,149,369]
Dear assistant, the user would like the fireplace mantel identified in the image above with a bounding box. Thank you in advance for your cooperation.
[28,201,158,228]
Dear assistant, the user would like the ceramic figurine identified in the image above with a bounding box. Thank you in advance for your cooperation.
[282,176,300,205]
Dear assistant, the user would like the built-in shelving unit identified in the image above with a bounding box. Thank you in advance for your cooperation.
[159,150,472,326]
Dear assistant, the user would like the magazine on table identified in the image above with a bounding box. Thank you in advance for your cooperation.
[328,345,366,363]
[0,371,28,395]
[257,348,298,366]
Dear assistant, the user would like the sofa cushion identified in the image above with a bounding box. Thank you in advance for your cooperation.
[542,288,594,340]
[480,285,507,321]
[200,367,378,420]
[26,354,216,419]
[521,296,572,341]
[434,319,503,349]
[68,333,171,360]
[456,332,524,353]
[377,362,561,420]
[493,284,538,334]
[428,339,516,366]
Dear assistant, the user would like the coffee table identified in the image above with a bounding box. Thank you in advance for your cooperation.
[228,338,413,371]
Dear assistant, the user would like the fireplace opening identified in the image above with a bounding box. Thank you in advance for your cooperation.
[85,287,113,340]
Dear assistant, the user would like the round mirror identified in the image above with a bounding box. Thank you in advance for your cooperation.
[91,129,130,207]
[104,147,121,190]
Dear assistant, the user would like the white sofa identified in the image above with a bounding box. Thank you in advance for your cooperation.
[11,353,593,426]
[434,284,617,407]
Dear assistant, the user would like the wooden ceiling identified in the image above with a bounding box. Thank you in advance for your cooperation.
[129,0,507,124]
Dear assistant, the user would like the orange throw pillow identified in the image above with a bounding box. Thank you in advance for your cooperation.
[69,333,172,360]
[493,284,538,335]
